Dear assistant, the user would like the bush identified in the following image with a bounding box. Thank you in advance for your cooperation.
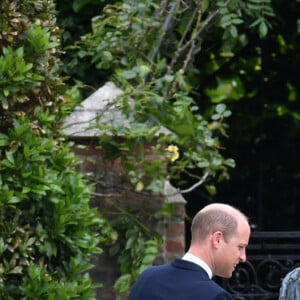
[0,0,106,298]
[0,0,65,129]
[0,118,103,299]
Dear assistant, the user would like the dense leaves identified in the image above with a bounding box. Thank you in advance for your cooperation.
[0,0,65,130]
[60,0,275,195]
[0,0,109,298]
[0,118,103,298]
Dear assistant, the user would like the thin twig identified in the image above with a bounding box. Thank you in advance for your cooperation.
[178,171,209,194]
[88,171,209,198]
[168,0,233,73]
[150,0,180,62]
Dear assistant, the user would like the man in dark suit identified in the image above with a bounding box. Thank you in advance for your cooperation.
[127,203,251,300]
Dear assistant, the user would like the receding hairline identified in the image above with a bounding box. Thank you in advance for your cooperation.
[190,203,249,242]
[201,203,247,217]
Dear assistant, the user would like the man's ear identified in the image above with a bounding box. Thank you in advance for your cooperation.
[211,231,223,248]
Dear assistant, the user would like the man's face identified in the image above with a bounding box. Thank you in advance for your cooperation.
[215,221,250,278]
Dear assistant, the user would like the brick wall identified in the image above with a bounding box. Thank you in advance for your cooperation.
[71,142,186,300]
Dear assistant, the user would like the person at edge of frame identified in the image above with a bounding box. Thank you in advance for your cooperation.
[127,203,251,300]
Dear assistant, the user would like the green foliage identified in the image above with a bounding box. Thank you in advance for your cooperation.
[0,0,65,128]
[56,0,275,297]
[109,207,169,299]
[0,0,114,298]
[216,0,275,47]
[65,0,274,195]
[0,118,105,298]
[113,238,160,297]
[21,264,95,299]
[246,0,275,37]
[0,46,41,109]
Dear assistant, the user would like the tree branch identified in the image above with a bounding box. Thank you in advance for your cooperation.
[168,0,233,74]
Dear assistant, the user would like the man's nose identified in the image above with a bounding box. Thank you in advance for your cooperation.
[239,250,246,263]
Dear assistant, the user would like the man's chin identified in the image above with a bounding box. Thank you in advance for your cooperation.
[217,272,232,279]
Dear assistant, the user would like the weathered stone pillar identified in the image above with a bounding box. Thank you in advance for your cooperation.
[62,82,186,300]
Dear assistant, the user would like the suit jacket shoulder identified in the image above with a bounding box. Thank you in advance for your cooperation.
[128,258,233,300]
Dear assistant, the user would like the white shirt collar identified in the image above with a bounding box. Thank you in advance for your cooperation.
[182,252,213,279]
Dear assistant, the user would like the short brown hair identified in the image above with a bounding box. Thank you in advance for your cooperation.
[191,209,239,243]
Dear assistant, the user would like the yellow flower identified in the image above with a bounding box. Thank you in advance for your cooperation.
[136,181,144,191]
[166,145,179,162]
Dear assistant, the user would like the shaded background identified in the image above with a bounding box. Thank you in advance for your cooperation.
[185,0,300,244]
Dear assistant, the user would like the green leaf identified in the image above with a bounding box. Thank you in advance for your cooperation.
[8,196,22,204]
[119,69,138,79]
[173,124,194,135]
[114,274,132,294]
[201,0,210,12]
[259,21,268,38]
[6,151,15,164]
[205,184,216,195]
[22,187,31,193]
[0,134,9,146]
[216,103,226,114]
[142,254,156,264]
[3,89,10,97]
[224,158,236,168]
[197,161,210,168]
[26,237,36,247]
[8,266,23,274]
[229,25,238,38]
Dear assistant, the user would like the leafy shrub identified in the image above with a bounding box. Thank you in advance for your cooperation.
[0,0,65,128]
[0,1,108,298]
[0,118,103,299]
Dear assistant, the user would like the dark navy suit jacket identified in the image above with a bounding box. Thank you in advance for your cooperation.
[127,258,233,300]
